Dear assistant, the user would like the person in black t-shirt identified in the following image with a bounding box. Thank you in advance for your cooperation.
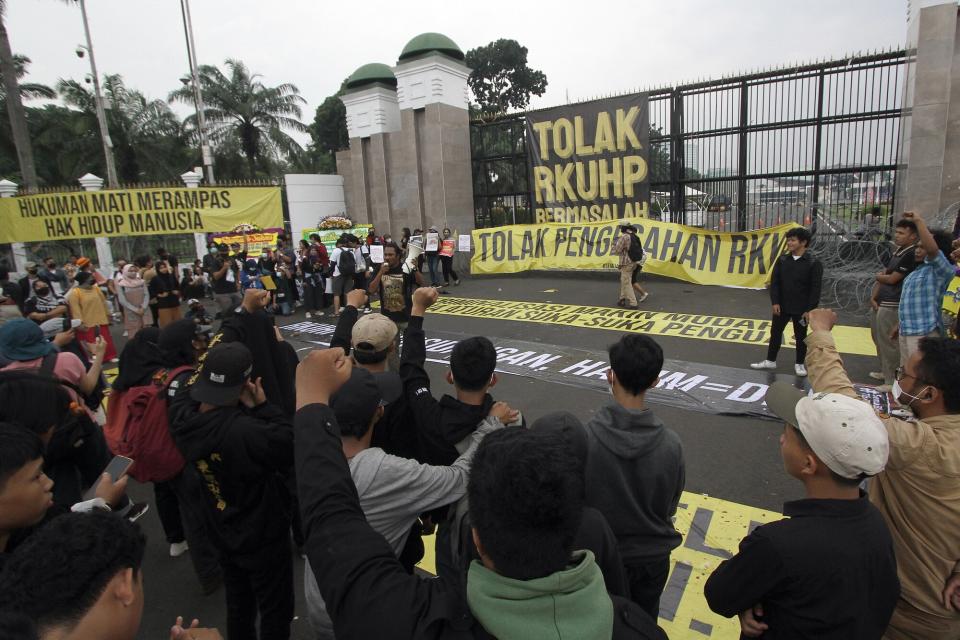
[367,242,423,326]
[705,382,899,639]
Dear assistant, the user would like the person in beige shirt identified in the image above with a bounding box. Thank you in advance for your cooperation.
[804,307,960,640]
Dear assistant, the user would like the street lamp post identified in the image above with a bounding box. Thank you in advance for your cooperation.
[180,0,215,184]
[77,0,118,188]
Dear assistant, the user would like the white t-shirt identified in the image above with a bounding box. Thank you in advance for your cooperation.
[330,248,343,277]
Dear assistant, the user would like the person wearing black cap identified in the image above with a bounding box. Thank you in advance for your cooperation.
[169,341,294,640]
[303,367,506,636]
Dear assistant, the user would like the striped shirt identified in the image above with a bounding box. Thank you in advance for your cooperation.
[899,250,955,336]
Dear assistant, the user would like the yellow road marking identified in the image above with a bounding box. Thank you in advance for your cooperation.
[424,296,876,356]
[417,491,781,639]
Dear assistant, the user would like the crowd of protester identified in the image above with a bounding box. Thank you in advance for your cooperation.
[0,210,957,639]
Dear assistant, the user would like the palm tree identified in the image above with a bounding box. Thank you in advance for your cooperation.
[58,74,191,183]
[0,0,40,190]
[170,58,307,178]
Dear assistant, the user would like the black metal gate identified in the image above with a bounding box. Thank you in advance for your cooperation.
[471,49,907,235]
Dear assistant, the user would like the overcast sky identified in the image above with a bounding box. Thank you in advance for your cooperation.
[7,0,908,144]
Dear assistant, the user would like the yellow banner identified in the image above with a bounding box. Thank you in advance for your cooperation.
[0,187,283,243]
[944,276,960,317]
[471,218,798,289]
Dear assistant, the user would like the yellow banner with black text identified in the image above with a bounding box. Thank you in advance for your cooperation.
[0,187,283,243]
[471,218,799,289]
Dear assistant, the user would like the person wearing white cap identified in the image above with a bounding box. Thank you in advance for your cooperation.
[705,382,899,639]
[804,307,960,640]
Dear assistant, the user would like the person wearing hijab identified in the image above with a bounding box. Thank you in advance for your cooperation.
[148,260,182,328]
[22,279,67,325]
[109,326,163,393]
[116,264,151,338]
[241,258,265,292]
[66,271,117,362]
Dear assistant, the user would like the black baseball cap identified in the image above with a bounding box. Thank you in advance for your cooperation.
[331,368,402,433]
[190,342,253,406]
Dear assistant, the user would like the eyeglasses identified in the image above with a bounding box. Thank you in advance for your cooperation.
[894,366,931,385]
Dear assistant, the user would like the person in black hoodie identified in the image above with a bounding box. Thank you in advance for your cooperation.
[750,226,823,377]
[213,288,299,416]
[584,333,685,621]
[399,287,521,580]
[293,349,666,639]
[169,341,294,640]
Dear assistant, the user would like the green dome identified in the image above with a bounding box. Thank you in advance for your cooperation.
[345,63,398,90]
[398,33,465,62]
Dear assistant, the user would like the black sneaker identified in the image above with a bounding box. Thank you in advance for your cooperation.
[124,501,150,523]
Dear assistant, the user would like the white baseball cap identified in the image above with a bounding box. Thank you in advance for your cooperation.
[766,382,889,479]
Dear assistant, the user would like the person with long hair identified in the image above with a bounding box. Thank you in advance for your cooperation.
[147,261,182,328]
[439,228,460,286]
[116,264,151,338]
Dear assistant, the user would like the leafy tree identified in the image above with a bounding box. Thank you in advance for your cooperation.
[306,92,348,174]
[58,74,191,183]
[465,39,547,116]
[0,0,42,189]
[170,59,307,179]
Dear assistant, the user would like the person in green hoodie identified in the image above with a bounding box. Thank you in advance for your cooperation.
[293,347,667,639]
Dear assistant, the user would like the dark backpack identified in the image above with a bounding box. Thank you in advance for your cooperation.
[103,365,193,482]
[627,233,645,262]
[338,248,357,274]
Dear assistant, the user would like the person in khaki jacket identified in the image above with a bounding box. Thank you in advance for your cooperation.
[804,306,960,640]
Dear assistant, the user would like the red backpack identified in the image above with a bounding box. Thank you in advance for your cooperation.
[104,366,193,483]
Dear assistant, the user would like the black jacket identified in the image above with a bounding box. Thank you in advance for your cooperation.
[399,316,496,466]
[295,403,665,639]
[169,389,293,555]
[769,253,823,315]
[704,494,899,639]
[217,309,299,415]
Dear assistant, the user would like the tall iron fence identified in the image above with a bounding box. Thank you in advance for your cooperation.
[471,49,908,236]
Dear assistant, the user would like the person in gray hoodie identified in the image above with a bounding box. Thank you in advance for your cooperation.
[584,333,685,621]
[303,366,508,638]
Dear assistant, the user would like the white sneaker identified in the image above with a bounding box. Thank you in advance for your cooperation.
[638,292,649,302]
[170,541,189,557]
[122,330,128,337]
[304,312,312,319]
[794,364,807,377]
[750,360,776,370]
[868,371,885,381]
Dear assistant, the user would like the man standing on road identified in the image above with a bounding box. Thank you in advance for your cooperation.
[368,242,423,366]
[584,333,685,620]
[805,307,960,639]
[614,223,646,308]
[751,226,822,377]
[202,243,241,318]
[869,218,919,392]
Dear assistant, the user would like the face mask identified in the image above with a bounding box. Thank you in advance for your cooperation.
[210,248,219,255]
[892,379,931,413]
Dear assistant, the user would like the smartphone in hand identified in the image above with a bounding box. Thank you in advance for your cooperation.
[82,455,133,500]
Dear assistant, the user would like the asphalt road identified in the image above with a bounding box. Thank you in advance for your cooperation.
[126,270,876,639]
